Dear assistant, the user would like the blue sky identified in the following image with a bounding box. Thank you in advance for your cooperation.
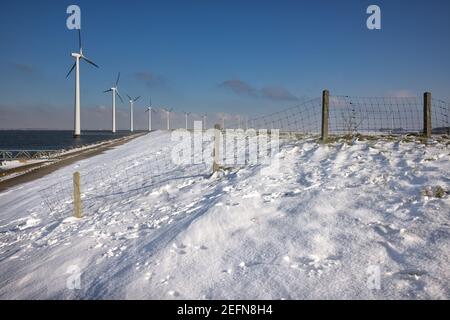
[0,0,449,129]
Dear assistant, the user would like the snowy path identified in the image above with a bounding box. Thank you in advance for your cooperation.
[0,132,449,299]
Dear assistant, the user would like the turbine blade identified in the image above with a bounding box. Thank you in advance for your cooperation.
[104,89,112,93]
[126,94,132,101]
[116,91,124,103]
[134,96,141,102]
[116,72,121,86]
[66,62,76,78]
[82,56,99,68]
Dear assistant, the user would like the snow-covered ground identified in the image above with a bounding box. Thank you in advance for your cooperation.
[0,159,48,171]
[0,131,449,299]
[0,134,137,183]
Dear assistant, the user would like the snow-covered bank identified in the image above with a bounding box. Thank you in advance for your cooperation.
[0,131,449,299]
[0,133,141,183]
[0,159,48,171]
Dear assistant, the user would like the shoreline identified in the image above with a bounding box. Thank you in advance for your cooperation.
[0,132,147,193]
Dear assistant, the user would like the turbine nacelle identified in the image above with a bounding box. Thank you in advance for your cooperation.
[67,30,99,79]
[126,94,141,104]
[103,73,123,102]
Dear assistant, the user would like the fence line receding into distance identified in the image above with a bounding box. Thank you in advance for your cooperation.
[38,90,449,219]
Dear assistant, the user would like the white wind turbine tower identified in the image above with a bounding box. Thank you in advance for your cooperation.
[126,94,141,132]
[162,108,173,130]
[103,72,124,133]
[145,98,154,132]
[183,111,191,130]
[218,113,226,129]
[66,29,99,138]
[202,113,207,129]
[237,115,241,129]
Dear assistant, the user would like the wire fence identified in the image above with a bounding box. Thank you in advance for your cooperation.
[144,93,449,135]
[329,96,450,134]
[38,92,449,218]
[329,96,422,134]
[223,95,450,135]
[39,144,210,220]
[39,130,280,219]
[245,98,322,133]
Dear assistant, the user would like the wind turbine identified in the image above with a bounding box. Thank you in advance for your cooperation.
[66,29,99,138]
[126,94,140,132]
[237,115,241,129]
[162,108,173,130]
[202,113,207,129]
[183,111,191,130]
[218,113,226,129]
[103,72,123,133]
[145,98,153,132]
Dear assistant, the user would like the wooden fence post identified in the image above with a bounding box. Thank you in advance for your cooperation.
[73,171,83,218]
[321,89,330,142]
[423,92,432,138]
[213,124,221,173]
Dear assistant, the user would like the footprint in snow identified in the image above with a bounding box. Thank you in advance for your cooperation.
[395,270,427,281]
[192,244,208,250]
[170,243,187,255]
[372,222,401,236]
[283,255,340,276]
[160,275,171,284]
[144,272,153,280]
[168,290,179,297]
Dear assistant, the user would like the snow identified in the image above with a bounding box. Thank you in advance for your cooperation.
[0,135,135,183]
[0,131,449,299]
[0,159,48,171]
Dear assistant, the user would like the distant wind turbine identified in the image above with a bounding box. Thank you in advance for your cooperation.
[183,111,191,130]
[202,114,207,129]
[145,98,153,132]
[126,94,140,132]
[66,29,99,138]
[162,108,173,130]
[103,72,123,133]
[218,113,226,129]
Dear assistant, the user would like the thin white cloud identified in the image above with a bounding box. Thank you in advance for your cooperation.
[219,79,298,101]
[385,90,417,98]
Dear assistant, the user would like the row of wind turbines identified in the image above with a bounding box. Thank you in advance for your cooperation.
[66,29,245,137]
[103,71,182,133]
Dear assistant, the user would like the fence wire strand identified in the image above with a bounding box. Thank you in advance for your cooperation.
[226,95,449,135]
[38,94,449,219]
